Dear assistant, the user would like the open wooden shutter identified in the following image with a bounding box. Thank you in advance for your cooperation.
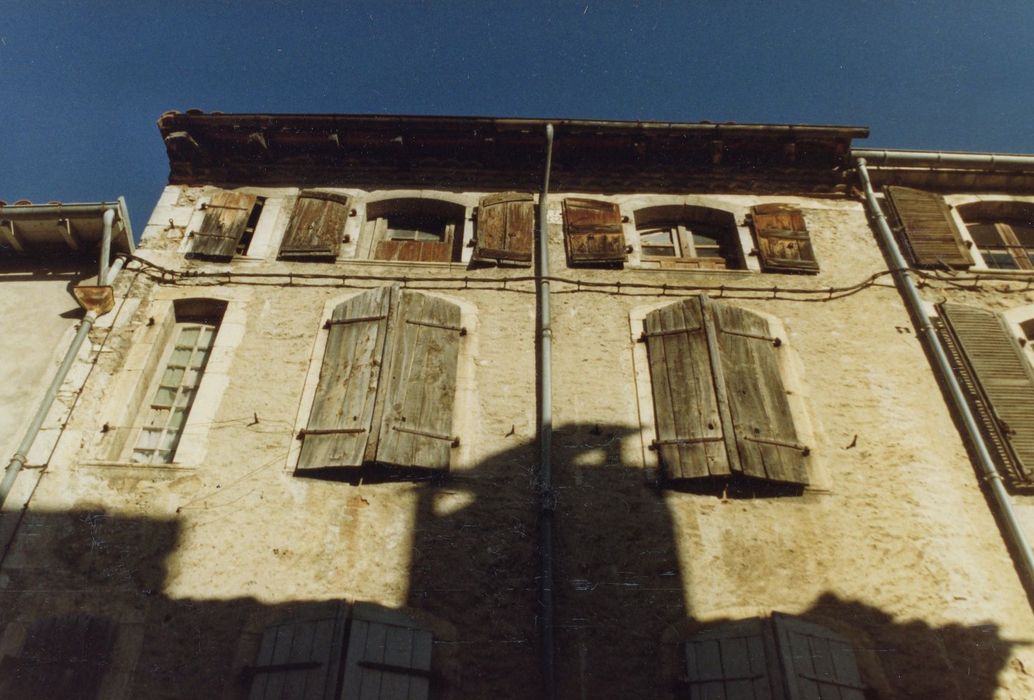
[643,297,729,480]
[247,602,348,700]
[884,187,973,268]
[0,615,116,700]
[375,291,461,470]
[297,287,392,471]
[563,198,627,264]
[773,616,865,700]
[341,604,433,700]
[713,303,809,485]
[750,204,818,274]
[279,191,350,260]
[681,619,782,700]
[939,303,1034,488]
[190,191,257,259]
[474,192,534,264]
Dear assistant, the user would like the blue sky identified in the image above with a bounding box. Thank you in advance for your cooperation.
[3,2,1034,235]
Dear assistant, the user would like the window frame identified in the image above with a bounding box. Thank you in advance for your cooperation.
[361,197,470,264]
[953,199,1034,272]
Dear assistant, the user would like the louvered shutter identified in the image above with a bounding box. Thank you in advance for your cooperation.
[643,297,729,480]
[884,187,973,268]
[773,615,865,700]
[681,619,782,700]
[189,192,257,259]
[0,615,116,700]
[297,287,392,472]
[474,192,534,264]
[248,602,348,700]
[713,303,809,485]
[341,604,433,700]
[279,191,350,260]
[750,204,818,274]
[375,291,461,470]
[939,303,1034,487]
[563,198,627,264]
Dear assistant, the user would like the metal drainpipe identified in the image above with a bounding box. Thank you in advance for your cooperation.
[0,212,122,511]
[536,123,556,699]
[853,148,1034,171]
[855,158,1034,592]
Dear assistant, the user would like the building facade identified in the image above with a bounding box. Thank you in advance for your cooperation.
[1,114,1033,698]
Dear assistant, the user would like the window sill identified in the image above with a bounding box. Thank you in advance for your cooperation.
[75,460,199,476]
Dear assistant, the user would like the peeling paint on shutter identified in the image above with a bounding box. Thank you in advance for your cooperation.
[279,191,351,260]
[297,287,392,472]
[247,601,348,700]
[0,615,117,700]
[643,297,729,480]
[189,191,257,259]
[563,198,627,264]
[939,303,1034,488]
[713,302,809,485]
[341,604,433,700]
[375,291,461,471]
[750,204,818,274]
[474,192,534,265]
[773,615,865,700]
[884,186,973,268]
[681,618,782,700]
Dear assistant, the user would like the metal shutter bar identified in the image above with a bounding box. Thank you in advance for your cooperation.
[324,314,387,329]
[405,318,466,334]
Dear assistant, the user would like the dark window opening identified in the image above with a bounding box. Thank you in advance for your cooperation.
[236,196,266,256]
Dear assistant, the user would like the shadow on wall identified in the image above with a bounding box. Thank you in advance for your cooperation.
[0,424,1027,698]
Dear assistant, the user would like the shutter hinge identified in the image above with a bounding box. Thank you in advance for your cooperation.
[405,318,466,335]
[720,328,782,346]
[242,661,322,679]
[650,436,723,450]
[358,660,436,679]
[391,424,460,446]
[638,325,703,342]
[297,427,367,439]
[742,434,809,455]
[324,314,387,329]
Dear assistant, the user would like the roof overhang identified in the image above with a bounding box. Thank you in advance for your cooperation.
[0,199,134,259]
[157,111,870,194]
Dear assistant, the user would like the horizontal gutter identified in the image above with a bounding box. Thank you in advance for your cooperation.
[852,148,1034,172]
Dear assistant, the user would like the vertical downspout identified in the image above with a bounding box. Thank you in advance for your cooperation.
[0,209,121,510]
[855,158,1034,591]
[537,123,556,699]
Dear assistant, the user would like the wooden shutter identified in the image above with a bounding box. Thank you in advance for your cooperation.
[563,198,627,264]
[247,602,348,700]
[681,619,782,700]
[773,615,865,700]
[474,192,534,264]
[341,604,433,700]
[297,287,392,471]
[713,303,809,485]
[643,297,730,480]
[939,303,1034,487]
[750,204,818,274]
[190,191,257,259]
[0,615,116,700]
[375,291,461,470]
[884,187,973,268]
[279,191,350,260]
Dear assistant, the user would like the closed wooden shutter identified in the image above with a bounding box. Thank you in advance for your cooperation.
[681,618,781,700]
[884,187,973,268]
[341,605,433,700]
[773,615,865,700]
[474,192,534,264]
[750,204,818,274]
[643,297,729,480]
[939,303,1034,487]
[190,191,257,259]
[248,602,348,700]
[0,615,116,700]
[297,287,392,472]
[563,198,627,264]
[714,303,809,485]
[375,291,462,470]
[279,191,351,260]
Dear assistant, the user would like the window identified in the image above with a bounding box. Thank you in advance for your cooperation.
[366,198,465,263]
[633,205,741,270]
[937,302,1034,490]
[957,201,1034,270]
[883,186,973,269]
[0,615,116,699]
[679,615,865,699]
[187,191,266,260]
[641,295,809,486]
[295,285,462,475]
[247,602,433,700]
[131,299,225,464]
[278,190,350,260]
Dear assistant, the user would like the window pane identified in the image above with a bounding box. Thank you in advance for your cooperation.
[146,407,170,427]
[175,388,194,407]
[385,212,447,241]
[138,429,162,449]
[190,349,207,368]
[131,449,154,464]
[169,348,192,367]
[160,431,179,450]
[199,327,216,348]
[184,368,201,387]
[177,327,200,347]
[154,386,177,407]
[161,367,185,387]
[967,223,1004,247]
[690,228,721,247]
[643,246,677,257]
[983,250,1019,269]
[169,408,187,431]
